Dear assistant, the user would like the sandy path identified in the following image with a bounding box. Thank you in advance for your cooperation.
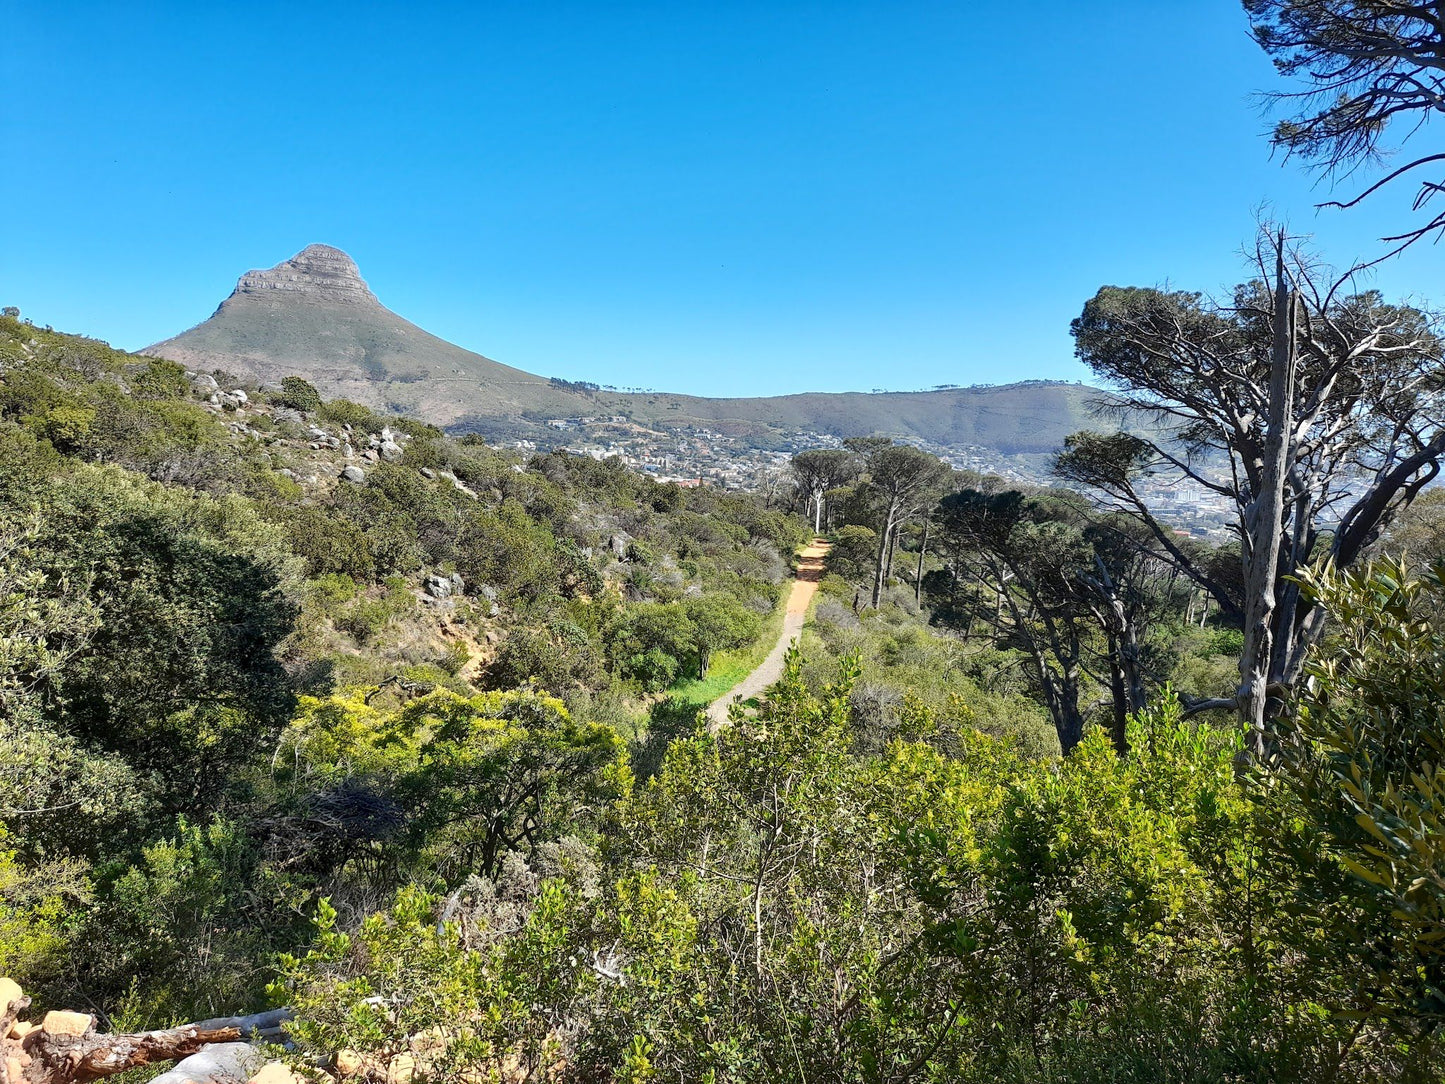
[706,539,830,729]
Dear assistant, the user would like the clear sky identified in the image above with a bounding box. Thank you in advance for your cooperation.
[3,1,1440,397]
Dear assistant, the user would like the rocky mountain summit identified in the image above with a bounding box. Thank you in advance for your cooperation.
[144,246,585,426]
[227,243,377,306]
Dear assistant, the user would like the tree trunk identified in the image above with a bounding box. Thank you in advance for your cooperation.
[1121,625,1146,717]
[1106,633,1129,756]
[1238,234,1297,752]
[871,503,897,607]
[914,520,929,605]
[1054,670,1086,753]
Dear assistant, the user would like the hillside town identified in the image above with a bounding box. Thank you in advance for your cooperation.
[501,413,1238,541]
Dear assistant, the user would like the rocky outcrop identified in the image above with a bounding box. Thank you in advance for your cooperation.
[224,245,376,309]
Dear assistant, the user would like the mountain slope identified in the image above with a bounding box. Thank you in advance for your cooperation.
[145,245,594,423]
[147,245,1103,452]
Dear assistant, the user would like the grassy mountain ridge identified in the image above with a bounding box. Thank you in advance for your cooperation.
[602,380,1104,454]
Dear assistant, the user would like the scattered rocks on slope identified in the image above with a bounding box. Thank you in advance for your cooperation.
[476,583,500,617]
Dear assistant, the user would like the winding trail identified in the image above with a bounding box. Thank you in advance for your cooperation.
[706,539,830,730]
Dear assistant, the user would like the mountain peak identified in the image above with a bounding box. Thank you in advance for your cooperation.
[226,244,375,307]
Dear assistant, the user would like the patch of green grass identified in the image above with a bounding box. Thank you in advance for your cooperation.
[665,578,792,712]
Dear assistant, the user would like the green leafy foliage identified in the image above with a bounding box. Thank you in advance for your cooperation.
[1266,561,1445,1029]
[278,375,323,412]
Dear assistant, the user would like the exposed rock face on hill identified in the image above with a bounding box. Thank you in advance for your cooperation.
[147,245,1104,453]
[230,244,377,305]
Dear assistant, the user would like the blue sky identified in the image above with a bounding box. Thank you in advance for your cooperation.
[3,1,1440,397]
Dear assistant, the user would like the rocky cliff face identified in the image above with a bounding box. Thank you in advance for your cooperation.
[220,244,376,310]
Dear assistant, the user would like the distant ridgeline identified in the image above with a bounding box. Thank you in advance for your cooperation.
[143,245,1109,456]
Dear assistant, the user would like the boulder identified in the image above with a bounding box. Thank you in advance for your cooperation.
[424,574,453,599]
[386,1052,416,1084]
[340,465,366,484]
[378,441,403,462]
[190,373,219,391]
[248,1062,299,1084]
[149,1041,265,1084]
[609,533,631,560]
[363,449,379,462]
[0,976,21,1012]
[419,467,436,480]
[40,1010,94,1037]
[335,1049,366,1076]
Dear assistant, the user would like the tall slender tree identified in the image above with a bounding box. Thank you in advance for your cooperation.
[861,445,950,607]
[928,489,1097,750]
[788,449,857,535]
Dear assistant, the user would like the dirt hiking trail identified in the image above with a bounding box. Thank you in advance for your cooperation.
[706,539,830,730]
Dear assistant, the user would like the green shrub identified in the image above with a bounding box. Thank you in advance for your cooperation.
[278,376,323,412]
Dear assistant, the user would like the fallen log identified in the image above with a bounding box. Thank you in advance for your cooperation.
[14,1009,293,1084]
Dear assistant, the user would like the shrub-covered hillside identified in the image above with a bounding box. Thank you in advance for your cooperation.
[0,313,809,1023]
[6,313,1445,1083]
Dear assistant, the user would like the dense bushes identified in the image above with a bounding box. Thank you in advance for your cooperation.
[0,317,824,1029]
[26,311,1445,1080]
[276,578,1445,1080]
